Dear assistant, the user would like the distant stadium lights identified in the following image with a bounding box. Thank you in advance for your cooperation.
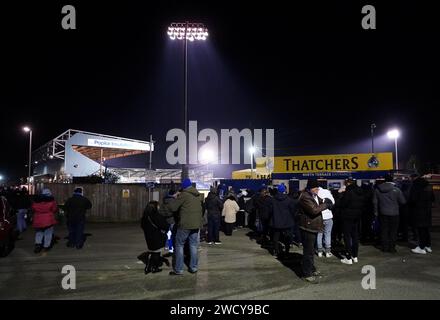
[167,23,208,41]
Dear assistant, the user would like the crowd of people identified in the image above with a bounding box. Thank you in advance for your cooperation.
[0,186,92,254]
[139,173,435,284]
[2,172,435,285]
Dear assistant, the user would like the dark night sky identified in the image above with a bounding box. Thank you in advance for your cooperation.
[1,1,439,181]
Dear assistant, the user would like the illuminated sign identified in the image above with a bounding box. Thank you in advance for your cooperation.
[274,153,393,173]
[87,139,150,151]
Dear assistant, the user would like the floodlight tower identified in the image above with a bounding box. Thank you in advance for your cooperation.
[167,22,208,179]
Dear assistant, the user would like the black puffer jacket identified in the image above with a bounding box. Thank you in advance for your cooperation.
[270,194,296,229]
[373,182,406,216]
[205,192,223,216]
[254,194,273,220]
[409,177,435,227]
[340,184,366,220]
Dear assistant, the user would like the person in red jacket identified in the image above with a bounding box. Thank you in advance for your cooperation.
[31,188,58,253]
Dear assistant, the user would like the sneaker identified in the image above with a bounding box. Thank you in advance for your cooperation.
[169,271,184,276]
[303,276,319,284]
[325,252,333,258]
[214,241,222,245]
[341,258,353,265]
[34,245,42,254]
[411,246,427,254]
[352,257,358,263]
[425,247,432,253]
[312,271,323,277]
[207,242,214,245]
[188,269,198,274]
[317,252,323,258]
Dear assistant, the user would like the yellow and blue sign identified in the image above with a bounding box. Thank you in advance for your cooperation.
[274,153,393,173]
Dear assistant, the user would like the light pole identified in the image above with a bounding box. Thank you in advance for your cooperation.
[167,22,208,180]
[387,129,400,171]
[23,126,32,193]
[249,146,256,179]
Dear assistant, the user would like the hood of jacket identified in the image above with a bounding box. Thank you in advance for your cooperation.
[377,182,395,193]
[413,177,429,189]
[183,186,200,197]
[347,184,364,195]
[274,193,288,202]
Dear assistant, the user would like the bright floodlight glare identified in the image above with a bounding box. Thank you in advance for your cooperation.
[201,149,215,162]
[0,175,3,180]
[167,22,208,41]
[23,126,31,132]
[387,129,400,139]
[249,146,256,154]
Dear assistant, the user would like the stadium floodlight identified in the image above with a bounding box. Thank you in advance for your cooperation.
[387,129,400,170]
[167,22,208,41]
[167,22,209,180]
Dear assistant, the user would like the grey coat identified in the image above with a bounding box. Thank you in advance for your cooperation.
[373,182,406,216]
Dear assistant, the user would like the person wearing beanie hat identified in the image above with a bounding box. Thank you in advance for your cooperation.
[64,187,92,249]
[278,184,286,194]
[297,179,333,283]
[182,178,192,189]
[270,183,297,257]
[165,177,205,275]
[31,188,58,254]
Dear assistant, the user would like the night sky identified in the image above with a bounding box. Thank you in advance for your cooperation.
[1,1,439,182]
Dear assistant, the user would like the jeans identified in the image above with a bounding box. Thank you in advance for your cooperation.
[224,222,234,236]
[174,229,199,274]
[418,227,431,249]
[207,214,221,242]
[301,230,317,277]
[35,226,54,248]
[317,219,333,253]
[17,209,27,233]
[380,215,399,251]
[342,218,359,259]
[68,221,85,248]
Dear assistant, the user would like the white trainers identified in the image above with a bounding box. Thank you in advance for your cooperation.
[207,242,214,245]
[352,257,358,263]
[411,246,427,254]
[341,258,353,265]
[425,247,432,253]
[325,252,333,258]
[317,252,323,258]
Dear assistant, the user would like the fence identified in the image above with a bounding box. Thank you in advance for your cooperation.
[38,183,169,222]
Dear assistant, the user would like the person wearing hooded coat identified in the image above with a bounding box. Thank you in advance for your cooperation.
[141,201,170,273]
[31,188,58,253]
[373,174,406,253]
[270,184,296,257]
[205,188,224,244]
[339,179,365,264]
[409,175,435,254]
[165,178,204,275]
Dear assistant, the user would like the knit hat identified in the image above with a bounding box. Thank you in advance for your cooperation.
[182,178,192,189]
[278,184,286,193]
[306,179,319,189]
[41,188,52,197]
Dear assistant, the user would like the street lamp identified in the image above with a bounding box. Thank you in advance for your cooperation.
[167,22,208,180]
[387,129,400,171]
[23,126,32,193]
[249,146,256,179]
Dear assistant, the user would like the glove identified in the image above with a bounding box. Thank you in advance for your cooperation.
[324,198,334,210]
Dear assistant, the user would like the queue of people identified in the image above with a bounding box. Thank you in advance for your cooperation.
[0,186,93,255]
